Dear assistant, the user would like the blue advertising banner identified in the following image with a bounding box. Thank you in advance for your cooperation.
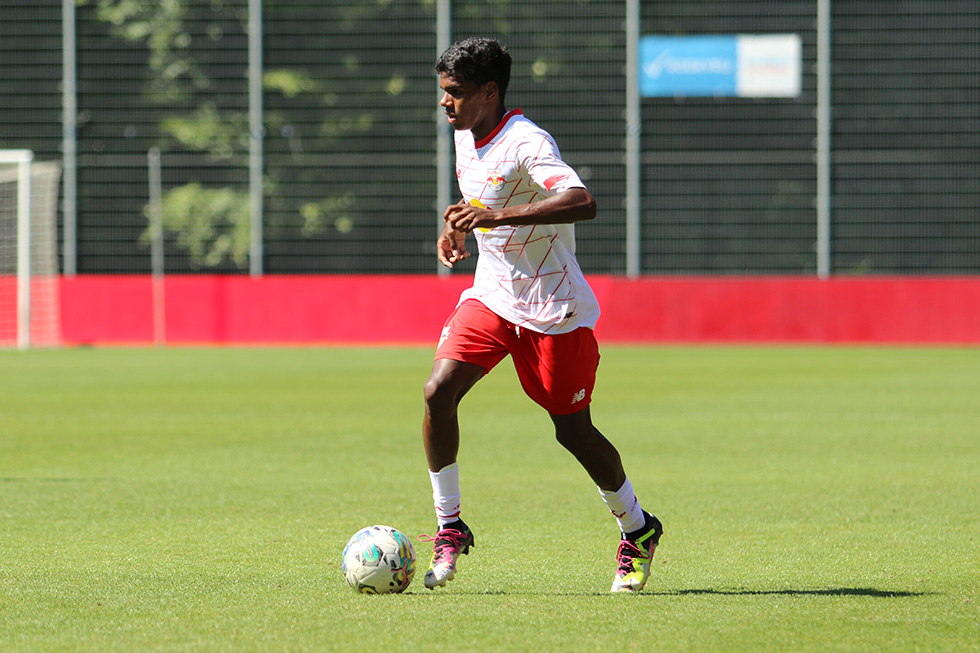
[640,35,801,98]
[639,36,738,97]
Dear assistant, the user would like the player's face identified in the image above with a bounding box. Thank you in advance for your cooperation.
[438,72,501,141]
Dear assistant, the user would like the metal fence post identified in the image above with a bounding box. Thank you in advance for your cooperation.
[147,148,165,346]
[816,0,832,279]
[625,0,642,279]
[62,0,77,277]
[435,0,452,277]
[249,0,264,278]
[16,151,33,351]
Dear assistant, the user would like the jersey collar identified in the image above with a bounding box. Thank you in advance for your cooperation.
[474,108,523,149]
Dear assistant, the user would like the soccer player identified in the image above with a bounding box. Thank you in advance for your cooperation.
[422,37,663,593]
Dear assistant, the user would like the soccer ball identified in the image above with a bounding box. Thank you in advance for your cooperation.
[341,525,416,594]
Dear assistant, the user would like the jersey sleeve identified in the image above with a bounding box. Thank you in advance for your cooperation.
[517,132,586,195]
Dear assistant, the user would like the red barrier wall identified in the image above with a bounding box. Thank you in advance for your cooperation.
[59,275,980,345]
[588,277,980,343]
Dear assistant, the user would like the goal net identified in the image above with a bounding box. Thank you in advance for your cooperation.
[0,151,62,349]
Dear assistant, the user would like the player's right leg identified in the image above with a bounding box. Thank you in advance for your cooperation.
[421,360,483,589]
[419,518,475,589]
[422,358,484,472]
[421,300,512,589]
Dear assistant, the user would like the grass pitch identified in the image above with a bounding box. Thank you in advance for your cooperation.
[1,346,978,651]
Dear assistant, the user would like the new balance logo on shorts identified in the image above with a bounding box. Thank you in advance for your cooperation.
[571,388,587,405]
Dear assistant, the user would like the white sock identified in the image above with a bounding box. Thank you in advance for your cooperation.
[429,462,462,527]
[598,477,645,534]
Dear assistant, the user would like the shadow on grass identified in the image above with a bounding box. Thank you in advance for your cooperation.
[659,587,932,598]
[436,587,935,598]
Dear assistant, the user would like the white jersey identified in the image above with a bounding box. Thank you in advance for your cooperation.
[453,109,600,334]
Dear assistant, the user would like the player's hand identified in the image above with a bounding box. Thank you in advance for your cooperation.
[444,200,497,233]
[436,221,470,268]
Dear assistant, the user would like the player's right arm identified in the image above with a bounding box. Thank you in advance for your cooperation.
[436,214,470,268]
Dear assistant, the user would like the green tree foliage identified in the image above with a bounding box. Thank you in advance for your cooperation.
[79,0,209,102]
[80,0,251,266]
[142,182,250,268]
[81,0,360,269]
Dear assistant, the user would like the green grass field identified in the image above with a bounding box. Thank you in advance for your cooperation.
[1,346,978,651]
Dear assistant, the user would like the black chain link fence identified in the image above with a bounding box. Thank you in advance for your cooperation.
[1,0,977,275]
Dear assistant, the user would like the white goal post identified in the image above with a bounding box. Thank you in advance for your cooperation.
[0,150,62,350]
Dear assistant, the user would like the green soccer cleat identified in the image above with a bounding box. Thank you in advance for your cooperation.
[420,520,475,589]
[611,511,663,593]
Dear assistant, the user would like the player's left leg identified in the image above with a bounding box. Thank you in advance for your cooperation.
[551,408,663,593]
[550,407,625,491]
[510,327,664,592]
[508,326,628,493]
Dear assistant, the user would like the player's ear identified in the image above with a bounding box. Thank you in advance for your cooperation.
[483,81,499,102]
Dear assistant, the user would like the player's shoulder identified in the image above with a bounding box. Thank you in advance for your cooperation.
[500,113,559,157]
[503,111,551,140]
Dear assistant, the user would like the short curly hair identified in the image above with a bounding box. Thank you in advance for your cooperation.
[435,37,512,101]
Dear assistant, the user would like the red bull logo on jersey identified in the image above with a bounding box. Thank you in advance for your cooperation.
[487,169,505,191]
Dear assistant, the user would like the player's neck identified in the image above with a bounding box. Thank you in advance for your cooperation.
[471,105,509,143]
[472,107,520,147]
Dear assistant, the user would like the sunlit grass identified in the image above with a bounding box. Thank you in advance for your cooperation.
[1,346,977,651]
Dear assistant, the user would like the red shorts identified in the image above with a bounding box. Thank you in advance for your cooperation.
[435,300,600,415]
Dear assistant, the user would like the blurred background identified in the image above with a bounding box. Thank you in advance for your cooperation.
[2,0,977,281]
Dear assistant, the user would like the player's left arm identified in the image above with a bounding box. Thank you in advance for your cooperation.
[444,187,595,233]
[446,134,595,233]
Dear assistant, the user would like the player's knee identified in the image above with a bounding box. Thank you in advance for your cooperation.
[423,374,457,414]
